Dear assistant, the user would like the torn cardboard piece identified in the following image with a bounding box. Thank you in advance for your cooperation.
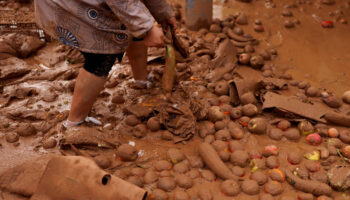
[229,67,263,105]
[31,156,147,200]
[229,67,289,106]
[262,92,330,123]
[0,156,148,200]
[211,39,238,70]
[0,155,53,197]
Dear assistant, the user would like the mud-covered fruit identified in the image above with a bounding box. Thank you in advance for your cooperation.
[167,148,185,164]
[287,152,301,165]
[306,86,319,97]
[242,104,258,117]
[239,53,251,65]
[250,55,265,69]
[263,145,278,157]
[241,180,259,195]
[327,128,339,138]
[323,95,342,108]
[208,106,225,122]
[94,155,111,169]
[341,145,350,159]
[298,120,314,136]
[244,44,255,53]
[111,93,125,104]
[277,120,291,131]
[220,180,240,196]
[342,91,350,104]
[306,133,322,146]
[151,189,168,200]
[174,190,189,200]
[259,50,271,60]
[117,144,138,161]
[147,117,161,132]
[339,130,350,144]
[248,117,268,134]
[125,115,141,126]
[215,81,229,96]
[5,132,19,143]
[230,108,242,119]
[240,92,256,105]
[264,181,284,196]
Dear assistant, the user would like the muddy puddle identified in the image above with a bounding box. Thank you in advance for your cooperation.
[1,0,350,199]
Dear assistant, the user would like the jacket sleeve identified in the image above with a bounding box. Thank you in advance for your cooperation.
[105,0,155,38]
[144,0,174,22]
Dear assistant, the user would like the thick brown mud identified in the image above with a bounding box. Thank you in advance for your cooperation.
[0,0,350,200]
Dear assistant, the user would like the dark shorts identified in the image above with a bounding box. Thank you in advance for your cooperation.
[81,52,124,77]
[81,37,143,77]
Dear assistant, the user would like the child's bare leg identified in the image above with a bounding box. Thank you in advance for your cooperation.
[68,68,106,123]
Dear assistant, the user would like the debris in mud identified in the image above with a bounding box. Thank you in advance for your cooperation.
[42,137,57,149]
[158,100,196,139]
[198,143,237,180]
[117,144,138,161]
[328,165,350,191]
[60,127,119,150]
[5,132,20,143]
[0,33,45,59]
[16,123,36,137]
[262,92,330,123]
[0,57,31,81]
[1,1,350,199]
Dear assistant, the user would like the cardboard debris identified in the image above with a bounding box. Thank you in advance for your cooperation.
[31,156,147,200]
[211,39,237,70]
[229,67,263,105]
[262,92,330,123]
[0,156,148,200]
[261,78,288,90]
[60,127,119,150]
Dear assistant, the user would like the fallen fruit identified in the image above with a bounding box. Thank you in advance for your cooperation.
[198,143,237,180]
[239,53,251,65]
[268,169,285,182]
[304,151,320,161]
[342,90,350,104]
[306,133,322,146]
[341,145,350,159]
[327,128,339,138]
[321,21,333,28]
[248,117,268,134]
[277,120,291,131]
[263,145,279,157]
[298,120,314,136]
[288,152,301,165]
[250,55,265,69]
[220,180,240,196]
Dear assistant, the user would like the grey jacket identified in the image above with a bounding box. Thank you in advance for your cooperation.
[34,0,173,54]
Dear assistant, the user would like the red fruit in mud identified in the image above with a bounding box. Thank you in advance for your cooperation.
[341,145,350,159]
[263,145,278,157]
[277,120,291,131]
[327,128,339,138]
[321,20,333,28]
[306,133,322,146]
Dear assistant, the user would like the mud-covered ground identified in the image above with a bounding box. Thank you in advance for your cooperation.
[0,0,350,200]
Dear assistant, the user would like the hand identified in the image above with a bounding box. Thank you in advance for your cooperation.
[162,17,177,30]
[143,24,165,47]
